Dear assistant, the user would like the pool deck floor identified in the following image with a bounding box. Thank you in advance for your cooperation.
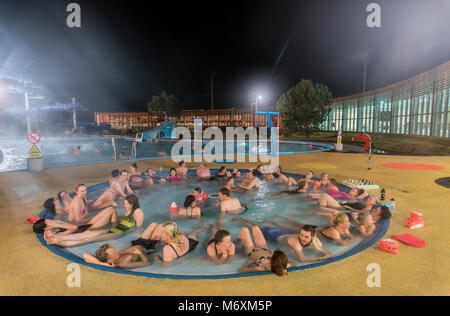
[0,152,449,296]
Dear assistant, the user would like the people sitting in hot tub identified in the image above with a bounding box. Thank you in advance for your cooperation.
[41,195,144,247]
[236,224,297,276]
[262,213,355,247]
[34,206,119,238]
[309,184,368,201]
[313,173,331,191]
[142,168,162,185]
[216,166,229,178]
[83,243,151,269]
[128,163,144,184]
[90,171,134,211]
[57,191,73,214]
[197,164,211,179]
[318,193,379,213]
[238,170,260,191]
[280,179,309,196]
[205,222,235,264]
[230,168,241,178]
[350,205,392,224]
[190,187,208,202]
[249,165,264,178]
[233,216,331,263]
[161,168,181,182]
[43,197,68,216]
[176,160,188,176]
[351,213,376,237]
[154,222,205,268]
[215,187,246,214]
[178,195,202,217]
[224,178,236,191]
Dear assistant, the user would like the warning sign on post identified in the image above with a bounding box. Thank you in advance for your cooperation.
[29,145,43,158]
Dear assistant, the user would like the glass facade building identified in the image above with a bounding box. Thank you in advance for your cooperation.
[324,61,450,137]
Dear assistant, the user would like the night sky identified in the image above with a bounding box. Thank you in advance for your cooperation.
[0,0,449,115]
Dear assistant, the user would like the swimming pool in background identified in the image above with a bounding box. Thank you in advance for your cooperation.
[0,136,334,172]
[36,170,389,279]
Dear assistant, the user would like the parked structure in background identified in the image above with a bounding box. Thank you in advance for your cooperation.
[94,108,283,130]
[324,61,449,137]
[95,61,449,137]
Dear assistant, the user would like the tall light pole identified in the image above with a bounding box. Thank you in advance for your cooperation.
[254,95,262,127]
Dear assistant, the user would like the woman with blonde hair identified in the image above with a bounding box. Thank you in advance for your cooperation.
[154,222,205,268]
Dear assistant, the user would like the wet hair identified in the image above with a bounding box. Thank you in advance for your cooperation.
[332,212,349,226]
[162,222,183,247]
[76,146,81,150]
[75,184,86,192]
[379,206,392,220]
[33,219,47,234]
[219,187,231,197]
[358,214,371,224]
[130,163,138,170]
[194,187,201,193]
[300,225,316,237]
[125,194,140,216]
[120,170,128,176]
[43,198,56,214]
[214,230,231,243]
[184,195,196,208]
[169,168,177,175]
[95,244,113,263]
[178,160,185,166]
[57,191,66,200]
[270,249,288,276]
[298,179,307,190]
[357,188,365,196]
[111,169,120,177]
[219,166,226,171]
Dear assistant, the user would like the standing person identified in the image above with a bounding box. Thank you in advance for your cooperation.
[154,222,205,268]
[237,225,296,275]
[234,217,332,263]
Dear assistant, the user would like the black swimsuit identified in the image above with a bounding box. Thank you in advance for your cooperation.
[167,235,199,258]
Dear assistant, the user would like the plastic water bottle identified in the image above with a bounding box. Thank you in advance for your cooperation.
[380,188,385,202]
[390,198,395,213]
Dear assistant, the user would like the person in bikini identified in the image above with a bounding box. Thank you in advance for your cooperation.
[236,224,296,276]
[42,195,144,247]
[233,216,332,263]
[154,222,205,268]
